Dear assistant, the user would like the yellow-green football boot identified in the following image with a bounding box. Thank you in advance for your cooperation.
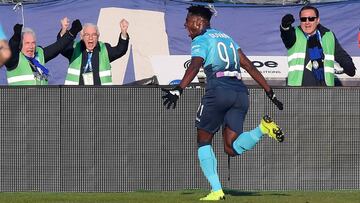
[200,189,225,201]
[260,115,284,142]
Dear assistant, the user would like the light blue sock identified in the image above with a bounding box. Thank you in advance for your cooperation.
[232,126,263,155]
[198,145,222,192]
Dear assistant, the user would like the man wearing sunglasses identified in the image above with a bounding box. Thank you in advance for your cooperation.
[280,5,356,86]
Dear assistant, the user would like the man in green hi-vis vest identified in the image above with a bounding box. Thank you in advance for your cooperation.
[4,21,82,86]
[58,17,129,86]
[280,5,356,86]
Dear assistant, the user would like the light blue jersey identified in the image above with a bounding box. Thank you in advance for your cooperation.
[0,24,7,40]
[191,28,246,91]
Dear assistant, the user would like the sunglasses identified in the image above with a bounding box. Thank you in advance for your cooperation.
[300,16,317,22]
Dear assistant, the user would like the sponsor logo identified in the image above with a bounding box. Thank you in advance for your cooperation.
[252,60,278,68]
[184,59,280,69]
[184,59,191,69]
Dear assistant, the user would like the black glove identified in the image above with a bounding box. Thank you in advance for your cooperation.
[69,19,82,36]
[13,24,23,35]
[161,86,183,109]
[12,24,23,41]
[281,14,295,29]
[266,89,283,110]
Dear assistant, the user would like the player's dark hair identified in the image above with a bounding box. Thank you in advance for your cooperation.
[299,5,319,18]
[187,5,213,22]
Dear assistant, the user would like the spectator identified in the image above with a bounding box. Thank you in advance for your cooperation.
[280,5,356,86]
[5,20,82,85]
[59,17,129,85]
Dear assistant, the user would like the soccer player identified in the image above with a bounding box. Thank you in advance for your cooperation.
[0,24,11,67]
[162,5,284,201]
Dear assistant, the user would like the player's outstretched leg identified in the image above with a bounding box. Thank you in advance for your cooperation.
[200,189,225,201]
[259,115,284,142]
[231,115,284,156]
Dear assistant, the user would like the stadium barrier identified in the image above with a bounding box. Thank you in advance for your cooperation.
[0,86,359,192]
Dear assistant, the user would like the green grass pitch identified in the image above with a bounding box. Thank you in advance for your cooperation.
[0,189,359,203]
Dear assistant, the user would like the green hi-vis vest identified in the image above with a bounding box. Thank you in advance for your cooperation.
[65,41,112,85]
[287,27,335,86]
[7,47,48,86]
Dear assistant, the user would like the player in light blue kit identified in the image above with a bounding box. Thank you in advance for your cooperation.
[162,5,284,200]
[0,25,6,40]
[0,24,11,66]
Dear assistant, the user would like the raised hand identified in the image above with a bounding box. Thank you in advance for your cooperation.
[60,17,70,36]
[120,19,129,38]
[69,19,82,37]
[281,14,295,29]
[13,24,23,35]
